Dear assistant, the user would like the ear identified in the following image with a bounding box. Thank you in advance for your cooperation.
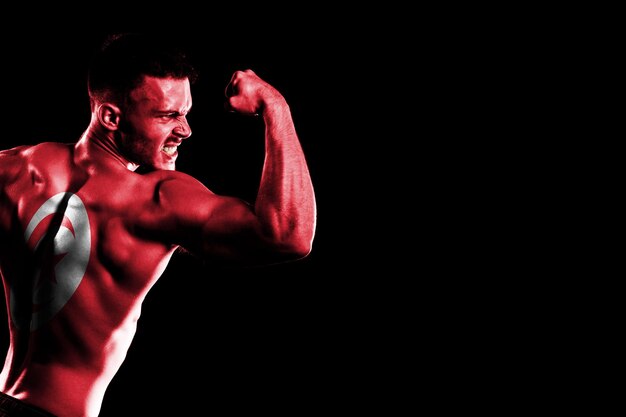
[96,103,122,131]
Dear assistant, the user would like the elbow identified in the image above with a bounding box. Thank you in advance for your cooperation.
[276,234,313,261]
[283,222,316,260]
[263,217,316,261]
[288,239,313,260]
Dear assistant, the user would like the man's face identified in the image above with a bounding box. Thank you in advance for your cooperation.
[119,76,193,171]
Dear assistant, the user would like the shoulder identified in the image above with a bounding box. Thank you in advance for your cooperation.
[142,170,218,215]
[132,170,231,237]
[1,142,72,165]
[1,142,73,184]
[145,170,213,197]
[0,144,30,160]
[1,141,71,154]
[140,170,252,231]
[29,142,73,159]
[0,145,31,179]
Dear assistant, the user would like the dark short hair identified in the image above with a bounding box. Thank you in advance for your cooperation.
[88,33,197,109]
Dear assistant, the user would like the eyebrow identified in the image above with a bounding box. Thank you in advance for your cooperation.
[153,107,192,116]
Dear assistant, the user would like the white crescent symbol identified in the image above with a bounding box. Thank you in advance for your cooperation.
[10,192,91,331]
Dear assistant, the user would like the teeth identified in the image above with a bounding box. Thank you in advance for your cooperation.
[162,146,177,156]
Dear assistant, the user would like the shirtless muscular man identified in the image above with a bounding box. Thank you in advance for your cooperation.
[0,33,316,417]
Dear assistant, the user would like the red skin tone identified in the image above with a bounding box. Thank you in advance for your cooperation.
[0,70,316,417]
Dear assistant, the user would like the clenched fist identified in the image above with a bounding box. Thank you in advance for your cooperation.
[225,69,285,116]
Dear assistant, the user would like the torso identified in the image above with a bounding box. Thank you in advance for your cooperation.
[0,142,179,417]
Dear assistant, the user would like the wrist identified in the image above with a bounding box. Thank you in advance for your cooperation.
[261,95,288,118]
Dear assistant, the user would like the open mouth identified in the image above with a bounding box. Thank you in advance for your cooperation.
[162,145,178,156]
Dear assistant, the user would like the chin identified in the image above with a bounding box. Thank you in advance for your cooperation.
[156,160,177,171]
[147,163,176,171]
[146,154,177,171]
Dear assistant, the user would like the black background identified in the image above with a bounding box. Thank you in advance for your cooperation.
[0,26,369,415]
[0,15,529,414]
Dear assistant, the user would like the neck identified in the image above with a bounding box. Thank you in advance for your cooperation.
[76,121,139,172]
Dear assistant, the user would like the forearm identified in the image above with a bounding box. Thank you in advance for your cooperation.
[255,98,316,256]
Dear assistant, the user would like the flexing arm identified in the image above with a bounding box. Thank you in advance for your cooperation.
[158,70,316,265]
[227,70,316,257]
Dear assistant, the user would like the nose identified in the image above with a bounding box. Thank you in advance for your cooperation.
[173,116,192,139]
